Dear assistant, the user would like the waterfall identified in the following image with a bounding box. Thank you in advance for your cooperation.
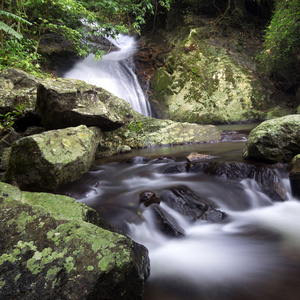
[63,34,152,117]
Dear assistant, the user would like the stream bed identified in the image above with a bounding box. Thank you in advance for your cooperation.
[59,126,300,300]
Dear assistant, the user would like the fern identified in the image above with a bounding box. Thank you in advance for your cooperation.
[0,21,22,39]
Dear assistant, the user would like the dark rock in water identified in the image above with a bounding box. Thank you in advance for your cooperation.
[160,186,216,221]
[203,209,226,222]
[152,156,176,164]
[205,161,255,180]
[253,166,287,201]
[148,204,185,237]
[221,130,248,142]
[187,162,209,173]
[205,161,287,201]
[124,156,150,164]
[139,191,161,207]
[288,154,300,198]
[163,163,187,174]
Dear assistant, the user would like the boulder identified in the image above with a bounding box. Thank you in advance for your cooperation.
[3,125,101,192]
[186,152,213,162]
[160,186,222,222]
[205,161,287,201]
[36,77,134,131]
[98,114,221,157]
[243,115,300,163]
[149,26,294,124]
[288,154,300,198]
[0,182,149,300]
[0,68,39,114]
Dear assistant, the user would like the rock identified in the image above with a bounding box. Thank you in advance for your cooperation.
[186,152,213,162]
[149,26,292,124]
[3,125,101,192]
[243,115,300,163]
[0,182,150,300]
[160,186,219,221]
[203,209,226,222]
[124,156,150,164]
[99,114,221,156]
[288,154,300,198]
[36,77,134,131]
[148,204,185,237]
[205,161,287,201]
[139,191,161,207]
[0,68,39,114]
[163,163,187,174]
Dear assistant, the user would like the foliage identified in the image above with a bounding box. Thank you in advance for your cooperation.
[257,0,300,75]
[0,104,25,134]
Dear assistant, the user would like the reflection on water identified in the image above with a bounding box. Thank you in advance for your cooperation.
[59,135,300,300]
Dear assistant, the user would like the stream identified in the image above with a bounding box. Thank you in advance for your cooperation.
[59,34,300,299]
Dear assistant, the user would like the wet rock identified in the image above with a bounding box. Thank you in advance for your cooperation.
[288,154,300,198]
[187,162,209,173]
[205,161,287,201]
[3,125,101,192]
[163,163,187,174]
[0,182,150,300]
[186,152,214,162]
[243,115,300,163]
[139,191,161,207]
[160,186,217,221]
[203,209,226,222]
[36,77,134,131]
[151,156,176,164]
[148,204,185,237]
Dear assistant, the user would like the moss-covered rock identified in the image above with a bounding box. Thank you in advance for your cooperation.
[0,68,39,114]
[3,125,101,191]
[243,115,300,163]
[0,182,149,299]
[36,78,134,131]
[150,26,295,124]
[97,113,221,157]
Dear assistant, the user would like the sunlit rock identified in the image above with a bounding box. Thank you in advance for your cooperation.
[0,182,150,299]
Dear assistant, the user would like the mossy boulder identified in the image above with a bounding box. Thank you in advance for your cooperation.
[0,68,39,114]
[98,113,221,157]
[243,115,300,163]
[3,125,101,191]
[36,77,134,131]
[150,26,295,124]
[0,182,149,299]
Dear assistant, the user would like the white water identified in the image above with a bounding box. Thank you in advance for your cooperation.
[63,34,152,116]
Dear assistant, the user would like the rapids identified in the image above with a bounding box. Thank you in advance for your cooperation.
[59,137,300,300]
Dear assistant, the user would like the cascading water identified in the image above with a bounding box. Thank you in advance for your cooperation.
[63,34,152,117]
[59,138,300,300]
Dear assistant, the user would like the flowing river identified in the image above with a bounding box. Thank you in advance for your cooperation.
[59,134,300,300]
[60,35,300,299]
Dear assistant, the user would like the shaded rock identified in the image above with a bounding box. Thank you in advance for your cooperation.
[187,162,210,173]
[36,77,134,131]
[205,161,287,201]
[0,182,149,300]
[186,152,214,162]
[139,191,161,207]
[0,68,39,114]
[163,163,187,174]
[148,204,185,237]
[288,154,300,198]
[3,125,101,192]
[160,186,218,221]
[243,115,300,163]
[151,156,176,164]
